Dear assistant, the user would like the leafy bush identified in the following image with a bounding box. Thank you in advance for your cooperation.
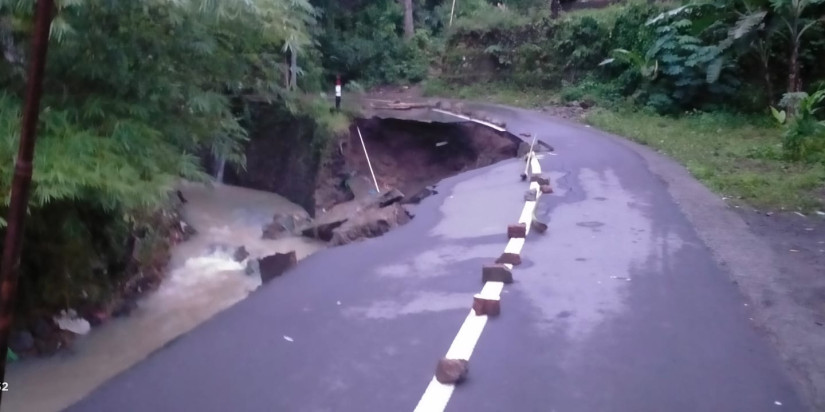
[451,2,534,32]
[772,89,825,162]
[316,0,429,85]
[553,16,610,81]
[0,0,332,314]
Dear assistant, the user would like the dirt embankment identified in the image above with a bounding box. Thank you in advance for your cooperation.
[296,116,524,246]
[316,117,522,212]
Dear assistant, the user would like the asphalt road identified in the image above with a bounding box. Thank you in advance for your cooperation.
[65,105,807,412]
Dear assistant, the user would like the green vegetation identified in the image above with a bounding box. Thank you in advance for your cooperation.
[0,0,349,318]
[1,0,824,338]
[588,109,825,211]
[421,0,825,212]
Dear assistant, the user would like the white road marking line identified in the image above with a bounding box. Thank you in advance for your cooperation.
[530,155,541,175]
[519,201,537,228]
[414,147,552,412]
[432,109,506,132]
[414,310,489,412]
[414,378,455,412]
[479,281,504,299]
[504,237,525,255]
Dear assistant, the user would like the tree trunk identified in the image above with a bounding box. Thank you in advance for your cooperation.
[290,48,297,91]
[550,0,560,19]
[788,41,800,93]
[755,41,774,106]
[762,58,774,106]
[284,47,291,90]
[402,0,414,39]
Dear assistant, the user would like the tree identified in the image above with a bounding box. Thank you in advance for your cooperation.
[0,0,338,321]
[769,0,824,93]
[402,0,414,38]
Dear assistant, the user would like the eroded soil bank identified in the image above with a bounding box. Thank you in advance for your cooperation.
[317,117,523,210]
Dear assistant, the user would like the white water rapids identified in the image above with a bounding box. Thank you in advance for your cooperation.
[5,182,325,412]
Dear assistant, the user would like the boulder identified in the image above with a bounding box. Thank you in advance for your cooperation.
[263,213,312,239]
[330,203,412,246]
[245,259,260,276]
[112,299,138,318]
[301,219,348,242]
[233,246,250,262]
[259,251,298,284]
[34,338,61,356]
[31,318,55,339]
[435,359,469,384]
[9,330,34,353]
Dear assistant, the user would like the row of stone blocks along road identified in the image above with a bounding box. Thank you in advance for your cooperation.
[415,147,552,412]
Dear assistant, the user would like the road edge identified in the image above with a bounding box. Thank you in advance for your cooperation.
[579,119,824,412]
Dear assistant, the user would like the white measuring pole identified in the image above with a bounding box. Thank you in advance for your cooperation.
[356,126,381,194]
[523,133,537,177]
[449,0,457,27]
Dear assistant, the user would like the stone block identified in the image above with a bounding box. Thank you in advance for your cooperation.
[472,295,501,317]
[495,252,521,266]
[532,219,548,234]
[530,174,550,186]
[507,223,527,239]
[482,264,513,284]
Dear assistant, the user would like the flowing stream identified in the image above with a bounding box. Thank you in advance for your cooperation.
[5,182,325,412]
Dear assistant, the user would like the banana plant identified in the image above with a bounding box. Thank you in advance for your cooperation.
[599,48,659,79]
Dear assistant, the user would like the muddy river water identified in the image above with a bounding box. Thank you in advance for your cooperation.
[5,182,325,412]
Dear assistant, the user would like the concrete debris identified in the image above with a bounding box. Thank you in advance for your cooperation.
[330,203,412,246]
[259,251,298,284]
[301,219,348,242]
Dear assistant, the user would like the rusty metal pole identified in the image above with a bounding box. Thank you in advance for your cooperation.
[0,0,55,402]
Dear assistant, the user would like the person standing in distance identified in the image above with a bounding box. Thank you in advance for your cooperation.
[335,75,342,111]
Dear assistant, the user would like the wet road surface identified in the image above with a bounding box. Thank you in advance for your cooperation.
[65,105,806,412]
